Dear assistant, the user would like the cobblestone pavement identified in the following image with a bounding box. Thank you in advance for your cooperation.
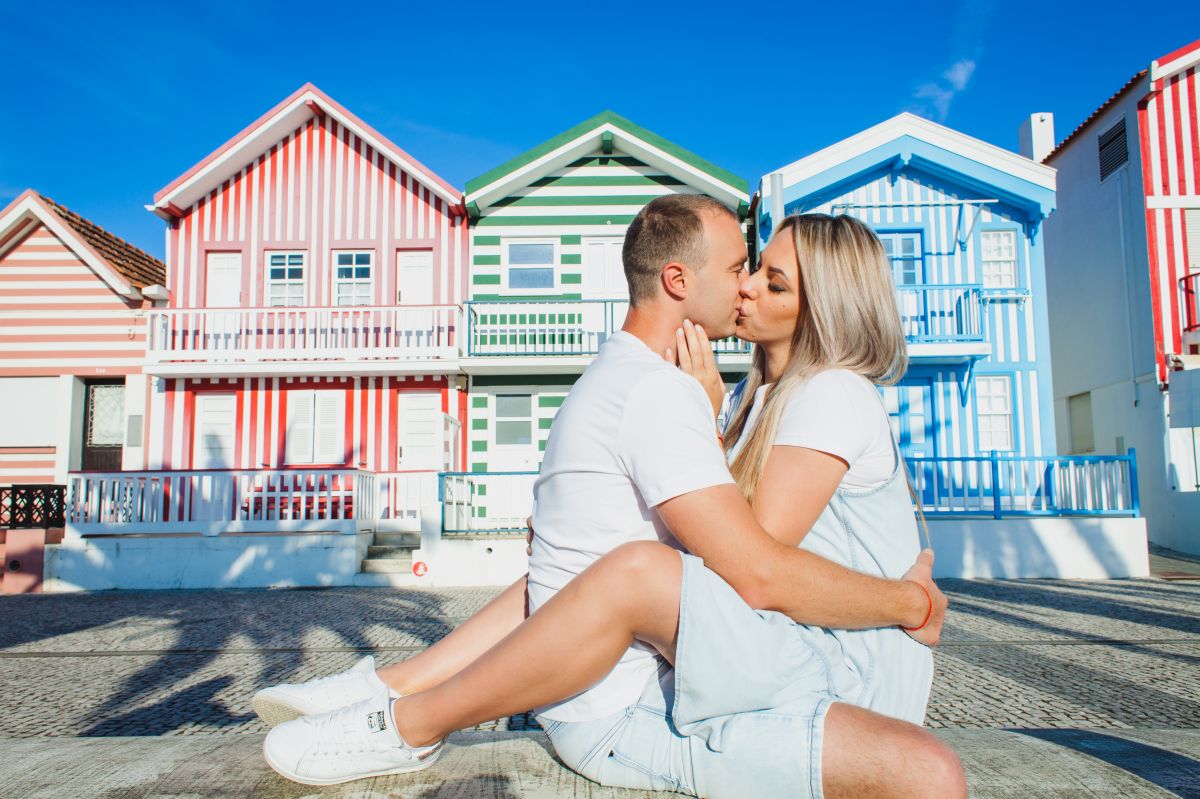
[1,578,1196,737]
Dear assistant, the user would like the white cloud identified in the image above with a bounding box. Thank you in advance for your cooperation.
[944,59,976,92]
[908,59,977,122]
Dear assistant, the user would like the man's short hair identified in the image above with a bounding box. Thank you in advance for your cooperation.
[622,194,736,305]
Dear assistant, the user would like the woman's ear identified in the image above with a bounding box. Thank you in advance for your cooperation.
[660,261,688,300]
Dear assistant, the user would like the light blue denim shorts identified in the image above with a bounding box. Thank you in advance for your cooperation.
[539,553,856,799]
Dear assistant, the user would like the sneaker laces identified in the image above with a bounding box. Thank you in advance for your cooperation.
[308,703,399,759]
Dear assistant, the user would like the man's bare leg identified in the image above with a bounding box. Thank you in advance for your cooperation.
[376,576,529,695]
[392,541,682,747]
[823,703,967,799]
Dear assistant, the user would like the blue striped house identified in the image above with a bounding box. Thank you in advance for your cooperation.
[757,114,1068,509]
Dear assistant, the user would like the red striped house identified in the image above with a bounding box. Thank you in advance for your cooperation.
[141,84,469,483]
[0,191,165,484]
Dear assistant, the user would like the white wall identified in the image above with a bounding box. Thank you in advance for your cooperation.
[43,531,372,591]
[928,517,1149,578]
[0,377,61,445]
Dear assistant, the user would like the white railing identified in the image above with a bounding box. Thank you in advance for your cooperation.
[907,451,1140,518]
[146,305,459,363]
[439,471,537,535]
[465,299,751,357]
[895,284,984,344]
[375,471,439,530]
[66,469,380,536]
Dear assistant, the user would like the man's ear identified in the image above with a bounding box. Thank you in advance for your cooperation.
[660,261,688,300]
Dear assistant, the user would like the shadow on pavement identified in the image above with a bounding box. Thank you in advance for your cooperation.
[1015,729,1200,799]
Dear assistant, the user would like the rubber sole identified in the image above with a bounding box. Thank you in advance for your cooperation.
[251,693,308,728]
[261,736,444,786]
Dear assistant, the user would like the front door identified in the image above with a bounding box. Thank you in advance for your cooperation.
[193,394,236,469]
[488,393,539,472]
[879,233,926,339]
[880,379,936,504]
[81,380,124,471]
[582,237,626,349]
[395,250,435,351]
[205,252,243,352]
[397,391,442,470]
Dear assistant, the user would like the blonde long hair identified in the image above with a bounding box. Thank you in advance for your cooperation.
[723,214,908,500]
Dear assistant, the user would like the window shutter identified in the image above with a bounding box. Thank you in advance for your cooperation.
[1098,120,1128,180]
[314,391,345,464]
[286,391,315,464]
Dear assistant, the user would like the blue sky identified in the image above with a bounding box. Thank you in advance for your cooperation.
[2,0,1197,259]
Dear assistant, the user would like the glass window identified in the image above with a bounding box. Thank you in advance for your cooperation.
[267,252,306,307]
[506,241,555,290]
[334,251,373,306]
[980,231,1017,288]
[976,376,1013,452]
[494,394,532,446]
[878,232,924,285]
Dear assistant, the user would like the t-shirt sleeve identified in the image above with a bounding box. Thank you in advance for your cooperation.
[773,371,878,467]
[618,369,734,507]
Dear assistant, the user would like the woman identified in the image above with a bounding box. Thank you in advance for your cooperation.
[260,213,938,791]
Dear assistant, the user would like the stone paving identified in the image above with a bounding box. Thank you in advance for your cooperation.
[1,578,1197,738]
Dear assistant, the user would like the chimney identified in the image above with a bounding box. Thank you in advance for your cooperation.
[1019,113,1056,162]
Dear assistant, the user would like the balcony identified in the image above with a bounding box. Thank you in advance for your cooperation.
[462,299,751,374]
[898,284,990,363]
[145,305,460,377]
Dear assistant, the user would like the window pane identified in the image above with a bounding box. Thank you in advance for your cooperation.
[270,254,285,266]
[355,252,371,266]
[495,394,532,418]
[510,268,554,289]
[508,243,554,265]
[338,266,353,278]
[496,420,532,446]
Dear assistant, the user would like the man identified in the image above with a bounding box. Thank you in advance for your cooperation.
[257,195,966,797]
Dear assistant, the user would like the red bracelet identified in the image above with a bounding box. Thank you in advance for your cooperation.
[901,582,933,632]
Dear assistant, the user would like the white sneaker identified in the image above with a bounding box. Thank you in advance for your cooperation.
[252,655,400,727]
[263,693,444,785]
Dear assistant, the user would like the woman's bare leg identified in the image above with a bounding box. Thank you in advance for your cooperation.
[376,576,529,695]
[393,541,683,747]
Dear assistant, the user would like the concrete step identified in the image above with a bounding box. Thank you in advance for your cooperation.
[367,545,416,559]
[372,532,420,548]
[360,557,413,574]
[352,571,424,588]
[3,729,1199,798]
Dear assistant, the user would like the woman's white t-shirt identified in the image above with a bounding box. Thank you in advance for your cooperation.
[727,370,896,490]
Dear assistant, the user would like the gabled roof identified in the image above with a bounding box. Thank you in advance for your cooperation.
[465,111,749,212]
[0,190,165,296]
[763,112,1056,220]
[1151,37,1200,88]
[150,83,461,217]
[1043,71,1148,163]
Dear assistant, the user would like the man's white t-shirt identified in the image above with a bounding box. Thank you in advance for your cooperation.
[727,370,895,490]
[528,331,734,722]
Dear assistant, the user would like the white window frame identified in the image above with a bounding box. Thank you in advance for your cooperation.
[491,392,535,450]
[877,231,924,286]
[975,376,1014,452]
[980,230,1018,289]
[333,250,374,306]
[285,389,346,465]
[265,251,307,307]
[501,239,558,295]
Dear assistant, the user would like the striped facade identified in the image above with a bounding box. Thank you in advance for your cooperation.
[0,447,56,485]
[789,170,1054,459]
[462,113,750,476]
[145,85,469,475]
[0,223,146,377]
[1139,39,1200,381]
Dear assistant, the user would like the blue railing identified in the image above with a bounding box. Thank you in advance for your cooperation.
[906,450,1140,518]
[439,470,539,535]
[439,451,1140,535]
[464,299,751,357]
[895,284,985,344]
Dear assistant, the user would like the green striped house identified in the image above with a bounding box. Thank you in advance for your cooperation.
[457,112,750,516]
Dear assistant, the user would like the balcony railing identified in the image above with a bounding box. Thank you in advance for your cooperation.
[442,453,1139,535]
[464,299,751,357]
[907,450,1140,518]
[1182,273,1200,333]
[896,284,984,344]
[439,471,538,535]
[146,305,459,363]
[64,469,438,536]
[1,484,66,529]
